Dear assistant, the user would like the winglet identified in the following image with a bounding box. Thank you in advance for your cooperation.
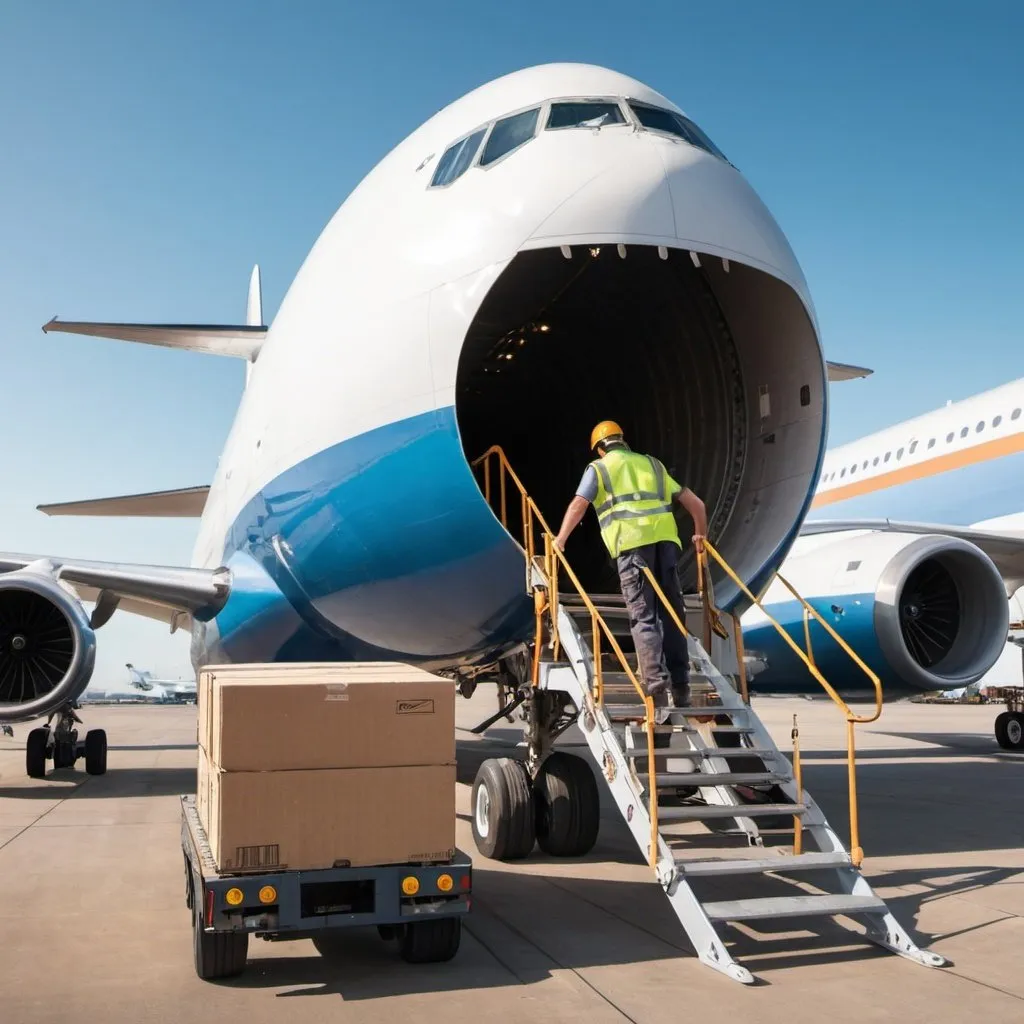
[247,264,263,327]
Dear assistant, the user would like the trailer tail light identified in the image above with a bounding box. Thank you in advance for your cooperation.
[225,887,244,906]
[401,876,420,896]
[259,885,277,904]
[205,887,214,927]
[459,874,471,891]
[437,874,453,892]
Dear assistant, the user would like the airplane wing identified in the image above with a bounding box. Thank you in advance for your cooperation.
[826,361,873,382]
[38,485,210,518]
[0,553,230,631]
[42,319,265,360]
[799,519,1024,594]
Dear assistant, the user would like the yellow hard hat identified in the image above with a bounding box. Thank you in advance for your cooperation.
[590,420,624,451]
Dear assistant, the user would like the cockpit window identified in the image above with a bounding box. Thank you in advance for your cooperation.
[547,101,625,130]
[627,101,728,161]
[480,108,540,167]
[431,128,487,187]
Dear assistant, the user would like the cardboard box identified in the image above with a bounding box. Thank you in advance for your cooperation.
[204,761,456,871]
[199,663,454,772]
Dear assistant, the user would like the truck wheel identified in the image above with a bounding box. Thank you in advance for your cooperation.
[192,901,248,980]
[26,729,48,779]
[471,758,535,860]
[534,752,601,857]
[398,917,461,963]
[996,711,1024,751]
[85,729,108,776]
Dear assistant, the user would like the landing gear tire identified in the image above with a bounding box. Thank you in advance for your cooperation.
[85,729,108,776]
[534,751,601,857]
[398,917,462,963]
[52,737,76,770]
[996,711,1024,751]
[471,757,535,860]
[26,728,48,778]
[192,899,248,980]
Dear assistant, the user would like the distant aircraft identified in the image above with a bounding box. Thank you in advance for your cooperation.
[745,376,1024,749]
[125,663,197,702]
[0,62,891,775]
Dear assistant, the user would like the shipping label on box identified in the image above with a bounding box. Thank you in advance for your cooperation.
[207,667,455,772]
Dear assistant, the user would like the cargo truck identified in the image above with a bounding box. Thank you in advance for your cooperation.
[182,662,471,980]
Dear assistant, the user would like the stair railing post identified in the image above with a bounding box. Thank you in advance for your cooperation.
[792,714,803,855]
[847,718,863,867]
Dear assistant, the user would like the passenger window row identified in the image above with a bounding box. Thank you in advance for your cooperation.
[822,407,1022,484]
[428,98,727,188]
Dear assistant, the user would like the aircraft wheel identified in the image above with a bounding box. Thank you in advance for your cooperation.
[53,737,75,770]
[26,728,48,778]
[85,729,108,776]
[534,752,601,857]
[471,757,535,860]
[996,711,1024,751]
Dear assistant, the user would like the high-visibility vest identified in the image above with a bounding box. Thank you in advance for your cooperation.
[589,450,680,557]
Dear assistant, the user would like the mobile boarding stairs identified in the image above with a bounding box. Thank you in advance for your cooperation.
[471,447,948,985]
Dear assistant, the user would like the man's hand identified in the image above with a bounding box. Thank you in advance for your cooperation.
[692,533,706,555]
[554,496,590,554]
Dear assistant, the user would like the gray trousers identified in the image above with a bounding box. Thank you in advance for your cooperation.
[616,541,690,701]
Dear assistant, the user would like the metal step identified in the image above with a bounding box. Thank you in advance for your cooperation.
[625,746,782,759]
[702,894,887,922]
[676,852,852,877]
[658,802,805,822]
[654,772,789,788]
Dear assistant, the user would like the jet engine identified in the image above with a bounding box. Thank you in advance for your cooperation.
[0,566,96,723]
[744,532,1010,697]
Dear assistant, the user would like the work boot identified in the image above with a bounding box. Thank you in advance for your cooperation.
[670,683,691,708]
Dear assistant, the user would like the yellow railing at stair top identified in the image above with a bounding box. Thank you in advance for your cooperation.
[698,540,882,866]
[472,446,662,868]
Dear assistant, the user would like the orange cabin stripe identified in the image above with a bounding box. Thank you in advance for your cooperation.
[812,430,1024,509]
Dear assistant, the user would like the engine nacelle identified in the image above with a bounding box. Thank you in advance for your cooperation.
[0,567,96,723]
[743,531,1010,698]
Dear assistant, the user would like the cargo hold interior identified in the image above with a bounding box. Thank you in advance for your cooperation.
[455,244,826,604]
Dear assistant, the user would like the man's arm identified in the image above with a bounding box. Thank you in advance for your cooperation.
[555,496,590,551]
[676,487,707,552]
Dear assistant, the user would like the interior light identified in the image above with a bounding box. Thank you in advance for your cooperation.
[538,324,550,332]
[589,247,601,257]
[401,876,420,896]
[225,887,244,906]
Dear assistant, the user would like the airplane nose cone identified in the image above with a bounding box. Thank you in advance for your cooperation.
[527,136,804,293]
[530,141,674,241]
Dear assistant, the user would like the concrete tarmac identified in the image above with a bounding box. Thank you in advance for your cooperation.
[0,694,1021,1022]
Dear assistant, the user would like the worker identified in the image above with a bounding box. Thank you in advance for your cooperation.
[554,421,707,708]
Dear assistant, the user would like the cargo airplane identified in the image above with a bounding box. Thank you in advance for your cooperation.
[744,376,1024,749]
[125,663,197,702]
[3,63,1020,779]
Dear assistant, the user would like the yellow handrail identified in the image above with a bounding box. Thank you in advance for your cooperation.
[472,446,661,866]
[698,539,882,866]
[701,542,882,725]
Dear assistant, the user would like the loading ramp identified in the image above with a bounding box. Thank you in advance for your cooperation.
[467,447,949,984]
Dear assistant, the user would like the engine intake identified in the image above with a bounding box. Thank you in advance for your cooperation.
[875,536,1008,691]
[0,570,96,723]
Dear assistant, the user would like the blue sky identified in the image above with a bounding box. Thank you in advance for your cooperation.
[1,1,1021,683]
